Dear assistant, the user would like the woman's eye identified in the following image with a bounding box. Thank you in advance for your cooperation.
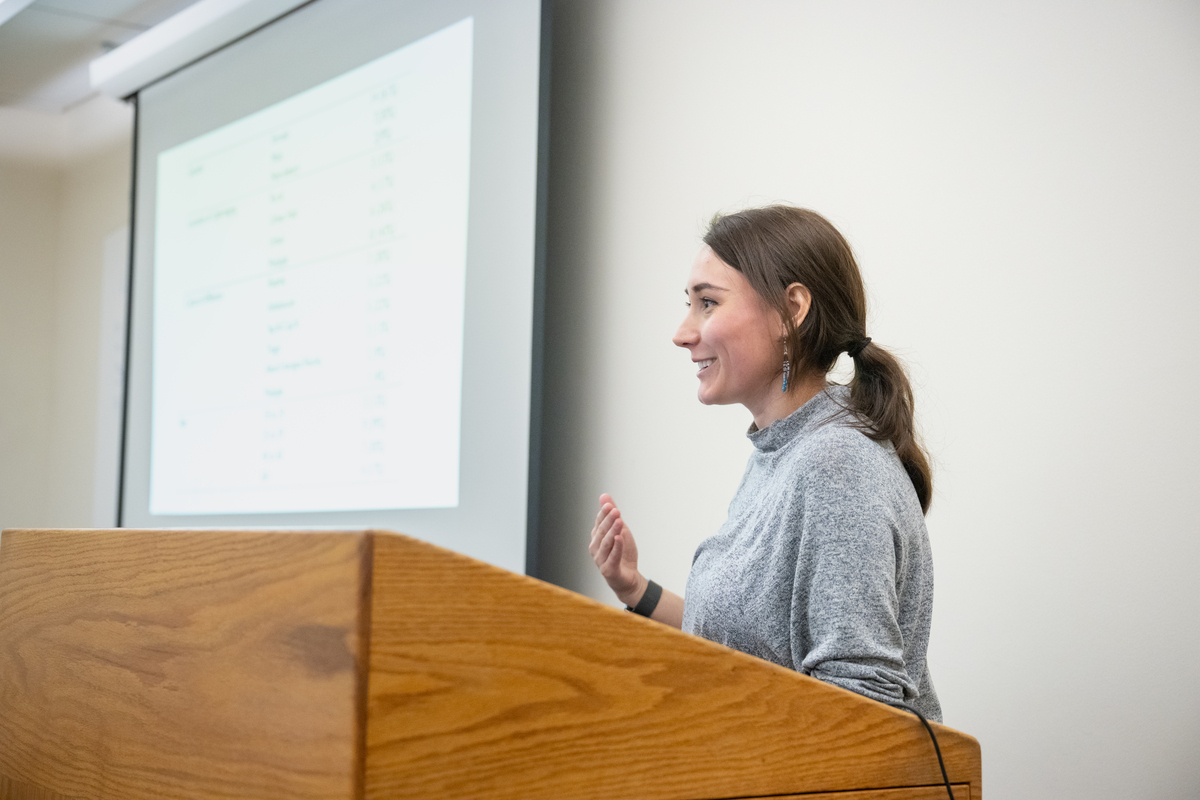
[701,298,716,309]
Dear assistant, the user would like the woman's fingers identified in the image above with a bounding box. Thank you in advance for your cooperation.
[595,496,615,522]
[592,495,617,538]
[604,525,624,574]
[597,525,625,578]
[589,506,620,551]
[590,494,632,590]
[591,505,614,543]
[594,522,617,566]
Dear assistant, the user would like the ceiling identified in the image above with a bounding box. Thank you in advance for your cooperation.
[0,0,202,114]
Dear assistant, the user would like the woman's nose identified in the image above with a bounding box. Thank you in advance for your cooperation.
[673,317,697,349]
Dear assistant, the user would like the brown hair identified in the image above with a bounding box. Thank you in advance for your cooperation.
[703,205,933,513]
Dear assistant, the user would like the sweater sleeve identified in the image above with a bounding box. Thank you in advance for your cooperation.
[790,432,919,706]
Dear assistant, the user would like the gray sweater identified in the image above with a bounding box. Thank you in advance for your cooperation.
[682,386,942,721]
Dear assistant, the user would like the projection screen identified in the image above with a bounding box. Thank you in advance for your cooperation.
[120,0,548,575]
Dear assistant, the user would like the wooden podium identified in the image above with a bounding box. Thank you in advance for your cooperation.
[0,529,981,799]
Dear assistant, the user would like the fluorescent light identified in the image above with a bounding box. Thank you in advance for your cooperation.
[0,0,36,28]
[89,0,308,98]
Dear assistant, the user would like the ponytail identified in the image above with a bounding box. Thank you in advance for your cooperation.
[848,341,933,514]
[704,205,934,514]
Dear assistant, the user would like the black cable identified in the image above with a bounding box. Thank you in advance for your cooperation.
[893,703,955,800]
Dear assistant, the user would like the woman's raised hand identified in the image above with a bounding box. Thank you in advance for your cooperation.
[588,493,646,607]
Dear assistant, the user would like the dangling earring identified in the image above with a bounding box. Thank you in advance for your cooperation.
[781,343,790,393]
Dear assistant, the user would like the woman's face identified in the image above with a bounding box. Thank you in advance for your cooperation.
[673,245,784,413]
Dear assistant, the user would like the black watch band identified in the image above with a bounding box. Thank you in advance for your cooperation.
[625,579,662,617]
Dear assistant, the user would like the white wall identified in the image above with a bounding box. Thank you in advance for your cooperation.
[538,1,1200,798]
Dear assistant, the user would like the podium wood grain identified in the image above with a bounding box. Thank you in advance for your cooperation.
[0,529,368,800]
[0,529,981,800]
[365,532,981,800]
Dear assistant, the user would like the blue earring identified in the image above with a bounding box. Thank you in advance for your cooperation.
[782,344,790,393]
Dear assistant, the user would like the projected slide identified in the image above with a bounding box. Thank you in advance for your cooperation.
[150,18,473,515]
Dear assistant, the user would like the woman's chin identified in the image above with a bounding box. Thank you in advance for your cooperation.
[696,385,726,406]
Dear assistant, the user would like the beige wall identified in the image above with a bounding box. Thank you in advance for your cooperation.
[44,146,131,527]
[0,163,59,530]
[538,1,1200,798]
[0,123,130,534]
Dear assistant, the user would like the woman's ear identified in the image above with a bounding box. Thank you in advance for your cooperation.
[785,283,812,329]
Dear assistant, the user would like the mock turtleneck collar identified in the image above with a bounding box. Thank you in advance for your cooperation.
[747,384,848,453]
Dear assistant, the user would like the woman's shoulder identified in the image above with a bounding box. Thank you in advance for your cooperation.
[800,405,892,461]
[806,421,927,527]
[789,409,910,496]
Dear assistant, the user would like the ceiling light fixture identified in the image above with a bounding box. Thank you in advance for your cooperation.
[0,0,36,29]
[89,0,307,99]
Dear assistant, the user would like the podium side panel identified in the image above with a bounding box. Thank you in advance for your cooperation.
[0,529,368,800]
[364,531,981,800]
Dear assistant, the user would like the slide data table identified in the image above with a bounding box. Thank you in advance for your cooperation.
[151,19,473,515]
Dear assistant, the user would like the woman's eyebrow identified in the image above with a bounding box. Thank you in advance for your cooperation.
[686,282,729,295]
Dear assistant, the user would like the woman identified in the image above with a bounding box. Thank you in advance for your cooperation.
[588,205,941,721]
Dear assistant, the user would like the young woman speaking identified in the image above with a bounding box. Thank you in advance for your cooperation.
[588,205,940,721]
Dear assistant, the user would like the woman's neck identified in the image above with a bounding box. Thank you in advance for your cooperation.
[749,371,828,431]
